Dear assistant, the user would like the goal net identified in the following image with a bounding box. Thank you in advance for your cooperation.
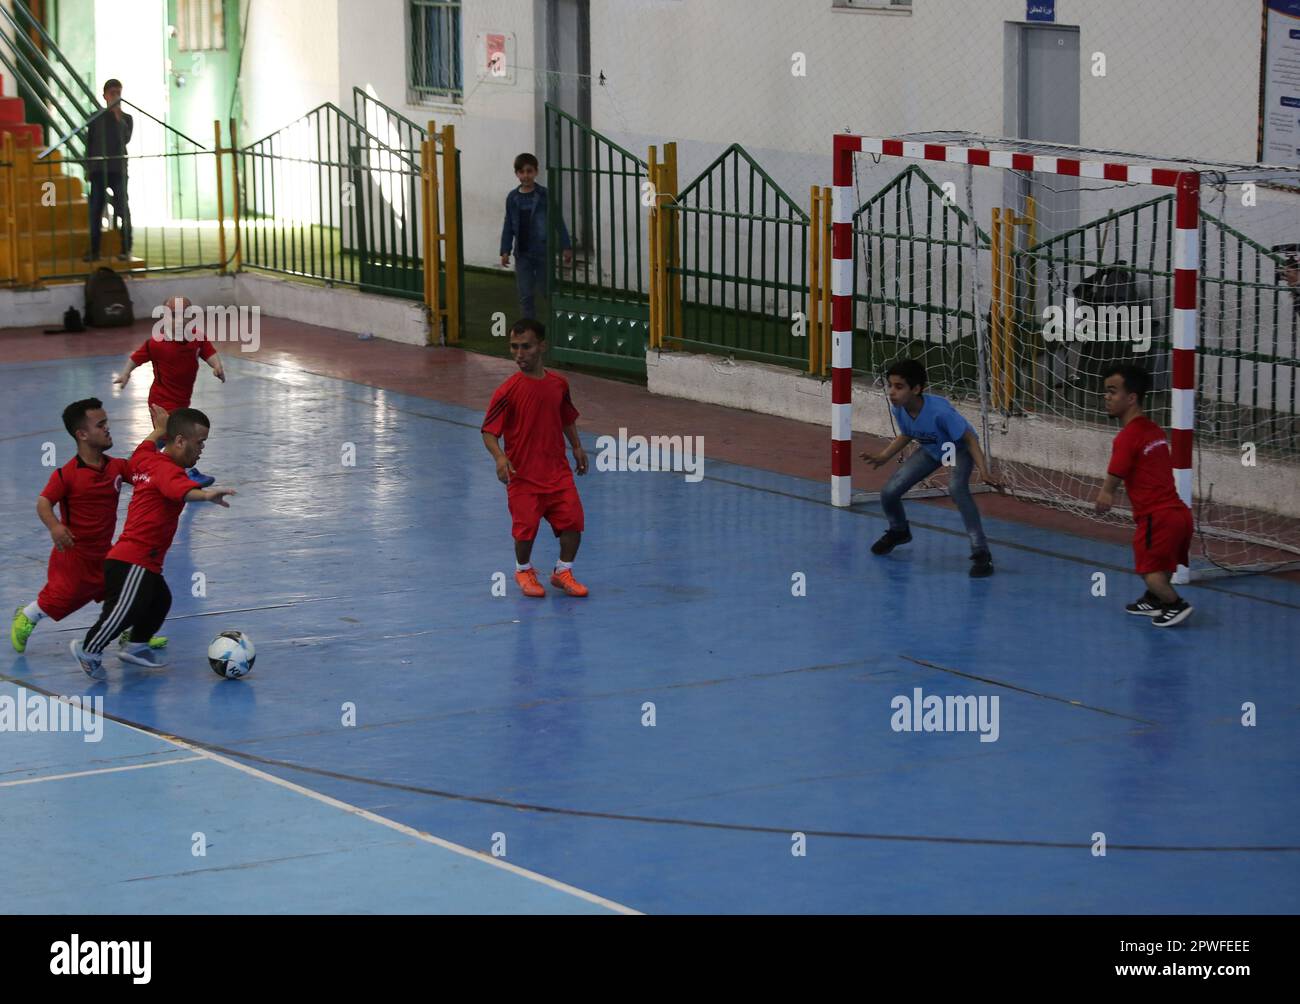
[834,132,1300,580]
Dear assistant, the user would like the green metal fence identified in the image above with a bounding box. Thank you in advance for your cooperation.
[1017,195,1300,456]
[238,102,423,299]
[546,103,649,373]
[851,164,991,394]
[351,86,464,328]
[21,101,227,281]
[668,145,810,368]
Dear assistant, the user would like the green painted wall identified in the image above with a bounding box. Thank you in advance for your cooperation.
[166,0,241,221]
[51,0,96,95]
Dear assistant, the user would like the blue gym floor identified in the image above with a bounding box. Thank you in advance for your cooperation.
[2,349,1298,914]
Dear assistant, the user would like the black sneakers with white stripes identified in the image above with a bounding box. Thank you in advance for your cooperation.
[1152,599,1194,627]
[1125,592,1163,616]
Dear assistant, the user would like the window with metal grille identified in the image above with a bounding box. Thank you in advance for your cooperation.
[409,0,463,101]
[177,0,226,51]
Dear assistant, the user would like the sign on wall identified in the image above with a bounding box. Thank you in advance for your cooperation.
[1261,0,1300,165]
[475,32,516,84]
[1026,1,1055,23]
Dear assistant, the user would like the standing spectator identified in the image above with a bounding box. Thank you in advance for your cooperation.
[84,78,133,262]
[500,153,572,318]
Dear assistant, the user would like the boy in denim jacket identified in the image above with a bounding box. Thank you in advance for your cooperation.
[500,153,572,317]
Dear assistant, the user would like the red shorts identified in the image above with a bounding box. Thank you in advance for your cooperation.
[508,484,585,541]
[1133,506,1193,575]
[36,548,108,621]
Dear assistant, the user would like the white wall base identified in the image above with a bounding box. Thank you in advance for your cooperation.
[646,348,1300,520]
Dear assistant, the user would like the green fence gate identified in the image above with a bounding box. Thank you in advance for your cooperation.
[545,103,649,374]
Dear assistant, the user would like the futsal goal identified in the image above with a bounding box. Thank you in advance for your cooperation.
[830,131,1300,581]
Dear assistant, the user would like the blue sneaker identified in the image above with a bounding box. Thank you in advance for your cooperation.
[70,639,107,681]
[187,467,215,488]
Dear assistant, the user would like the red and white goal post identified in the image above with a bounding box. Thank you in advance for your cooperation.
[830,133,1203,580]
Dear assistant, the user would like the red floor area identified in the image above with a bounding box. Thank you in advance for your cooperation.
[0,316,1169,554]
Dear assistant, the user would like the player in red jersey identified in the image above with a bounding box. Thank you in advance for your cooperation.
[481,319,589,598]
[114,295,225,486]
[71,406,235,679]
[11,399,163,653]
[1095,363,1194,627]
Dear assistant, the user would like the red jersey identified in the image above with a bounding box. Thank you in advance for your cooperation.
[481,370,580,493]
[1107,415,1188,519]
[107,438,201,573]
[130,333,216,412]
[39,454,131,557]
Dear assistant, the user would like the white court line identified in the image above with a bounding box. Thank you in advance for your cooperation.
[0,756,205,788]
[127,728,643,916]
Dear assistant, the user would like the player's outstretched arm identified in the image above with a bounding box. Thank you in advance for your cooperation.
[36,497,75,551]
[564,424,587,475]
[862,434,911,467]
[482,431,515,484]
[186,486,237,507]
[1095,473,1123,514]
[206,353,226,383]
[114,360,138,388]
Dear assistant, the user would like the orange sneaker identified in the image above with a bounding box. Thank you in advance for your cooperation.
[515,568,546,597]
[550,568,589,597]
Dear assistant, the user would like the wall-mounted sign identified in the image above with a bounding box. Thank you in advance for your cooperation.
[1026,1,1055,22]
[475,32,516,84]
[1261,0,1300,165]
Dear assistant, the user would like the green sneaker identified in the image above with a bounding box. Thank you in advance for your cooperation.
[11,607,37,653]
[119,630,167,650]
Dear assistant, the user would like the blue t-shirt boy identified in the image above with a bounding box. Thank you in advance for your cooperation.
[891,394,975,462]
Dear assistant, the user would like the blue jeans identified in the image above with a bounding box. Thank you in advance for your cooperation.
[880,448,989,551]
[515,254,546,318]
[88,171,130,256]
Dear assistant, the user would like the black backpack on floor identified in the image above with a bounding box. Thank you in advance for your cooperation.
[84,267,134,327]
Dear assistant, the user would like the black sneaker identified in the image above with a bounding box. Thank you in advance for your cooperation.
[871,528,912,555]
[1152,599,1193,628]
[969,548,994,577]
[1126,592,1162,616]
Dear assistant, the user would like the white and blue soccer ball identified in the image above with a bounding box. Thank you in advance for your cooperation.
[208,630,256,679]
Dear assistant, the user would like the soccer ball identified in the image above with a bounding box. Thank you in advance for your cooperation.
[208,630,256,679]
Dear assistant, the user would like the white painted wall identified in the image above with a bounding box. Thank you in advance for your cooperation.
[237,0,1274,273]
[335,0,539,268]
[237,0,340,145]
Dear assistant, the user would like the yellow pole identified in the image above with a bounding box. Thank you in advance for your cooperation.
[1,134,14,283]
[229,118,242,272]
[440,123,460,343]
[808,184,821,374]
[664,142,681,347]
[213,121,227,274]
[17,134,35,285]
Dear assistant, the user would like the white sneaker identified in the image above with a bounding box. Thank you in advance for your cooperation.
[116,643,168,668]
[70,639,107,681]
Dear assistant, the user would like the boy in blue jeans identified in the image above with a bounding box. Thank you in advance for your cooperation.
[862,359,1000,577]
[500,153,572,317]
